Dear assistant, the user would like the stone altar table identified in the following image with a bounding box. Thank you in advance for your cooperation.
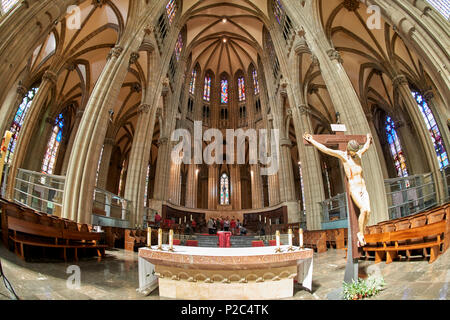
[138,245,313,300]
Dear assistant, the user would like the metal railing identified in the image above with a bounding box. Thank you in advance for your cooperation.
[13,168,65,215]
[320,192,348,223]
[385,172,437,220]
[93,188,131,223]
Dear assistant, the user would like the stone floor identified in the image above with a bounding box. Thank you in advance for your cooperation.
[0,243,449,300]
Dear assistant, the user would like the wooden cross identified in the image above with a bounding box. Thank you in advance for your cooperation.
[304,130,367,259]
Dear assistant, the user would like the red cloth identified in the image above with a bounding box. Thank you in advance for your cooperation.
[251,240,264,247]
[186,240,198,247]
[155,214,161,223]
[217,231,231,248]
[269,240,283,246]
[173,239,181,245]
[191,220,197,227]
[230,220,236,228]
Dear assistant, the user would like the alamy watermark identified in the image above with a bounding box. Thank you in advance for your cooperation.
[171,121,280,175]
[66,265,81,290]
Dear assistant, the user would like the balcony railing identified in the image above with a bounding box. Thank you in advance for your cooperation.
[93,188,131,227]
[384,172,437,220]
[13,168,65,215]
[320,192,348,223]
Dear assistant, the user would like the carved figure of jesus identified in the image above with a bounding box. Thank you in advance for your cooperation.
[303,133,373,247]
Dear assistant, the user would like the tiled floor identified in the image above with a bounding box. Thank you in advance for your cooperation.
[0,243,448,300]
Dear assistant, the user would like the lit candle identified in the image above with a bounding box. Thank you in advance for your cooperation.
[158,228,163,249]
[264,217,267,224]
[179,217,181,225]
[184,216,186,223]
[269,219,272,225]
[147,227,151,247]
[299,228,304,248]
[288,229,293,247]
[259,215,261,222]
[169,229,174,250]
[276,230,280,248]
[190,215,193,221]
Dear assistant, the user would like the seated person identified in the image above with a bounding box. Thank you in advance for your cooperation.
[239,226,247,235]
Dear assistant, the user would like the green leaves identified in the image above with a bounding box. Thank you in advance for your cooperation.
[342,276,385,300]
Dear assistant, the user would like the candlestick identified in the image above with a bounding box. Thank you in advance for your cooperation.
[287,228,294,251]
[147,227,151,247]
[157,228,163,250]
[259,215,261,222]
[299,228,304,249]
[275,230,281,253]
[190,215,193,221]
[264,217,267,224]
[168,229,174,251]
[184,216,186,223]
[179,217,181,225]
[269,219,272,225]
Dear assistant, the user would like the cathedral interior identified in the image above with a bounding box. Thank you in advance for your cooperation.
[0,0,449,301]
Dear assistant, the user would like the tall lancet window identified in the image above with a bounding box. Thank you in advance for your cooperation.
[1,0,19,14]
[203,76,211,102]
[238,77,246,102]
[166,0,177,25]
[189,69,197,95]
[175,33,183,61]
[118,160,126,196]
[5,87,39,164]
[426,0,450,19]
[385,116,408,177]
[273,0,284,25]
[42,113,64,175]
[412,91,448,169]
[220,173,230,205]
[252,70,260,95]
[221,79,228,104]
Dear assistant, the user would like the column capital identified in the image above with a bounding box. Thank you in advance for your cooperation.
[294,36,310,55]
[392,74,408,88]
[16,84,28,97]
[42,70,58,85]
[311,54,320,67]
[129,52,140,65]
[280,79,289,97]
[162,77,170,96]
[144,24,154,35]
[104,137,115,146]
[298,104,311,115]
[158,137,169,146]
[138,104,151,114]
[107,46,124,60]
[327,49,343,64]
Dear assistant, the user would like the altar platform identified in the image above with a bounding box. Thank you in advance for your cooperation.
[138,245,313,300]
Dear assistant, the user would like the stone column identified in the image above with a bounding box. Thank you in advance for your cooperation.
[24,116,56,172]
[168,157,182,205]
[394,119,427,175]
[6,69,58,199]
[152,136,171,201]
[61,110,84,175]
[278,138,296,202]
[96,137,115,190]
[393,74,445,201]
[185,164,198,208]
[208,164,218,210]
[250,164,264,209]
[365,113,389,179]
[231,164,242,210]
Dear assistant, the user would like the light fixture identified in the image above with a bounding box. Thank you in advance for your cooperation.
[223,37,227,43]
[222,18,227,23]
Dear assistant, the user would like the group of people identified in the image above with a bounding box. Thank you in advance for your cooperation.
[207,216,246,235]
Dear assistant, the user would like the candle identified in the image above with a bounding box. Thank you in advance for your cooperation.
[288,229,293,247]
[259,215,261,222]
[299,228,304,248]
[269,219,272,225]
[264,217,267,223]
[169,229,174,250]
[184,216,186,223]
[190,215,193,221]
[147,227,151,247]
[179,217,181,224]
[158,228,163,249]
[276,230,280,247]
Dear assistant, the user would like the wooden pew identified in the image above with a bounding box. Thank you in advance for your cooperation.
[303,230,327,253]
[325,228,346,249]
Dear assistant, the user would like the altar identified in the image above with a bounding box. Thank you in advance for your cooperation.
[138,245,313,300]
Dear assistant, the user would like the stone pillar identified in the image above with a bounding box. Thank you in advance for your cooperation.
[394,119,427,175]
[208,164,218,210]
[96,137,115,190]
[185,164,198,208]
[250,164,264,209]
[278,138,296,202]
[168,158,182,205]
[6,69,58,199]
[231,164,242,210]
[365,113,389,179]
[61,110,84,175]
[124,103,159,227]
[393,74,445,201]
[153,137,170,201]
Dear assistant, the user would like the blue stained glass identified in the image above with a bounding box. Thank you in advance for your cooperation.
[203,76,211,102]
[221,79,228,104]
[220,173,230,205]
[385,116,409,177]
[412,91,448,169]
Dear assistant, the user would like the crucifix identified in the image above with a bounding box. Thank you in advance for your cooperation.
[303,123,373,283]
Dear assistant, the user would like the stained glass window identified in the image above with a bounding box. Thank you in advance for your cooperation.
[42,114,64,175]
[166,0,177,25]
[1,0,18,14]
[118,160,126,196]
[426,0,450,19]
[5,87,39,164]
[252,70,260,95]
[273,0,284,25]
[203,76,211,102]
[220,173,230,205]
[221,79,228,104]
[238,77,246,102]
[175,33,183,61]
[412,91,448,169]
[385,116,409,177]
[298,163,306,212]
[189,69,197,95]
